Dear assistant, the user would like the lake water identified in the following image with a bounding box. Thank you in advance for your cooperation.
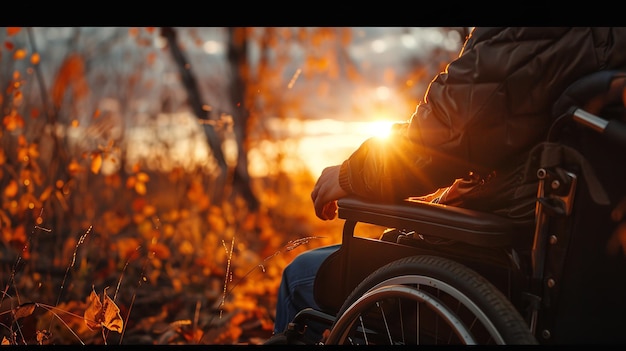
[249,118,398,178]
[122,114,400,178]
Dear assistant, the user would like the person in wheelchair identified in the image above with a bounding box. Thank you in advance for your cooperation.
[270,27,626,344]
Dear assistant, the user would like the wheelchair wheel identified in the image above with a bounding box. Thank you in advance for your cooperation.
[325,255,537,345]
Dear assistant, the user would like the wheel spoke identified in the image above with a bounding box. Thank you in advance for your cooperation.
[326,256,536,345]
[358,316,368,344]
[375,301,393,344]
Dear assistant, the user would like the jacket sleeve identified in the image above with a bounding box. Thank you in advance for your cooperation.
[338,27,613,202]
[338,124,467,202]
[338,28,498,202]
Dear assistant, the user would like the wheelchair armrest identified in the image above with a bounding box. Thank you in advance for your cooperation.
[337,196,517,248]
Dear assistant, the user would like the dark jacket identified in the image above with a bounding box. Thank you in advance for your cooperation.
[338,27,626,204]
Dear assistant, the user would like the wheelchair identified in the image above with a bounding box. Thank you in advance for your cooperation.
[279,70,626,345]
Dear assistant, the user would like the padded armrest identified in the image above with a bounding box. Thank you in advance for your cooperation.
[337,196,517,247]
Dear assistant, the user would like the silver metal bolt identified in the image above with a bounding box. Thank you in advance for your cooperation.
[537,168,546,179]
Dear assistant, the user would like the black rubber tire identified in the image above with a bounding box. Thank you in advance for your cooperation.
[326,255,537,345]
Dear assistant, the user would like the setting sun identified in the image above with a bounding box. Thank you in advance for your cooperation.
[360,119,396,139]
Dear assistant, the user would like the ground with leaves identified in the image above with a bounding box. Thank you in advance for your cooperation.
[0,168,354,345]
[0,26,348,344]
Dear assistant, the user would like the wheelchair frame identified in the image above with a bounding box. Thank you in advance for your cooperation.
[284,70,626,345]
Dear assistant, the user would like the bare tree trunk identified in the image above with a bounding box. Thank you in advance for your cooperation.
[160,27,228,205]
[226,27,259,211]
[160,27,258,211]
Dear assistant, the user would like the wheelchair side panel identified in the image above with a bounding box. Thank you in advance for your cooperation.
[314,219,522,315]
[538,129,626,343]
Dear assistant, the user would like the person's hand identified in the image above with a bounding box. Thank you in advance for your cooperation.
[311,165,349,220]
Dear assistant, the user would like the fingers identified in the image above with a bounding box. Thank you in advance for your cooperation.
[312,190,334,220]
[313,200,337,220]
[311,165,344,220]
[311,168,327,219]
[322,201,338,220]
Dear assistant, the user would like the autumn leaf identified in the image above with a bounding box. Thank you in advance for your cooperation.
[36,330,50,345]
[27,143,40,159]
[116,237,141,260]
[68,159,84,176]
[91,153,102,174]
[7,27,21,36]
[13,49,27,60]
[142,204,156,217]
[126,176,136,189]
[4,180,18,198]
[102,293,123,333]
[13,302,36,319]
[84,289,102,330]
[3,112,24,131]
[136,172,150,183]
[39,186,53,202]
[134,182,147,195]
[51,54,89,109]
[84,287,124,333]
[149,242,171,260]
[30,52,40,65]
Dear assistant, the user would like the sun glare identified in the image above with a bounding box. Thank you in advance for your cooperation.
[361,120,396,139]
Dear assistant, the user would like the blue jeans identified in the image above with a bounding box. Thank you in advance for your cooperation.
[274,244,340,340]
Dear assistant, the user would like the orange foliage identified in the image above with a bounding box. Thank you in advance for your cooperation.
[16,136,39,162]
[30,52,40,65]
[68,158,85,176]
[13,49,26,60]
[4,179,18,198]
[6,27,21,35]
[3,110,24,131]
[51,54,89,108]
[126,172,149,195]
[90,153,102,174]
[13,302,36,320]
[115,237,140,260]
[0,27,369,345]
[149,242,171,260]
[39,186,53,202]
[84,287,124,333]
